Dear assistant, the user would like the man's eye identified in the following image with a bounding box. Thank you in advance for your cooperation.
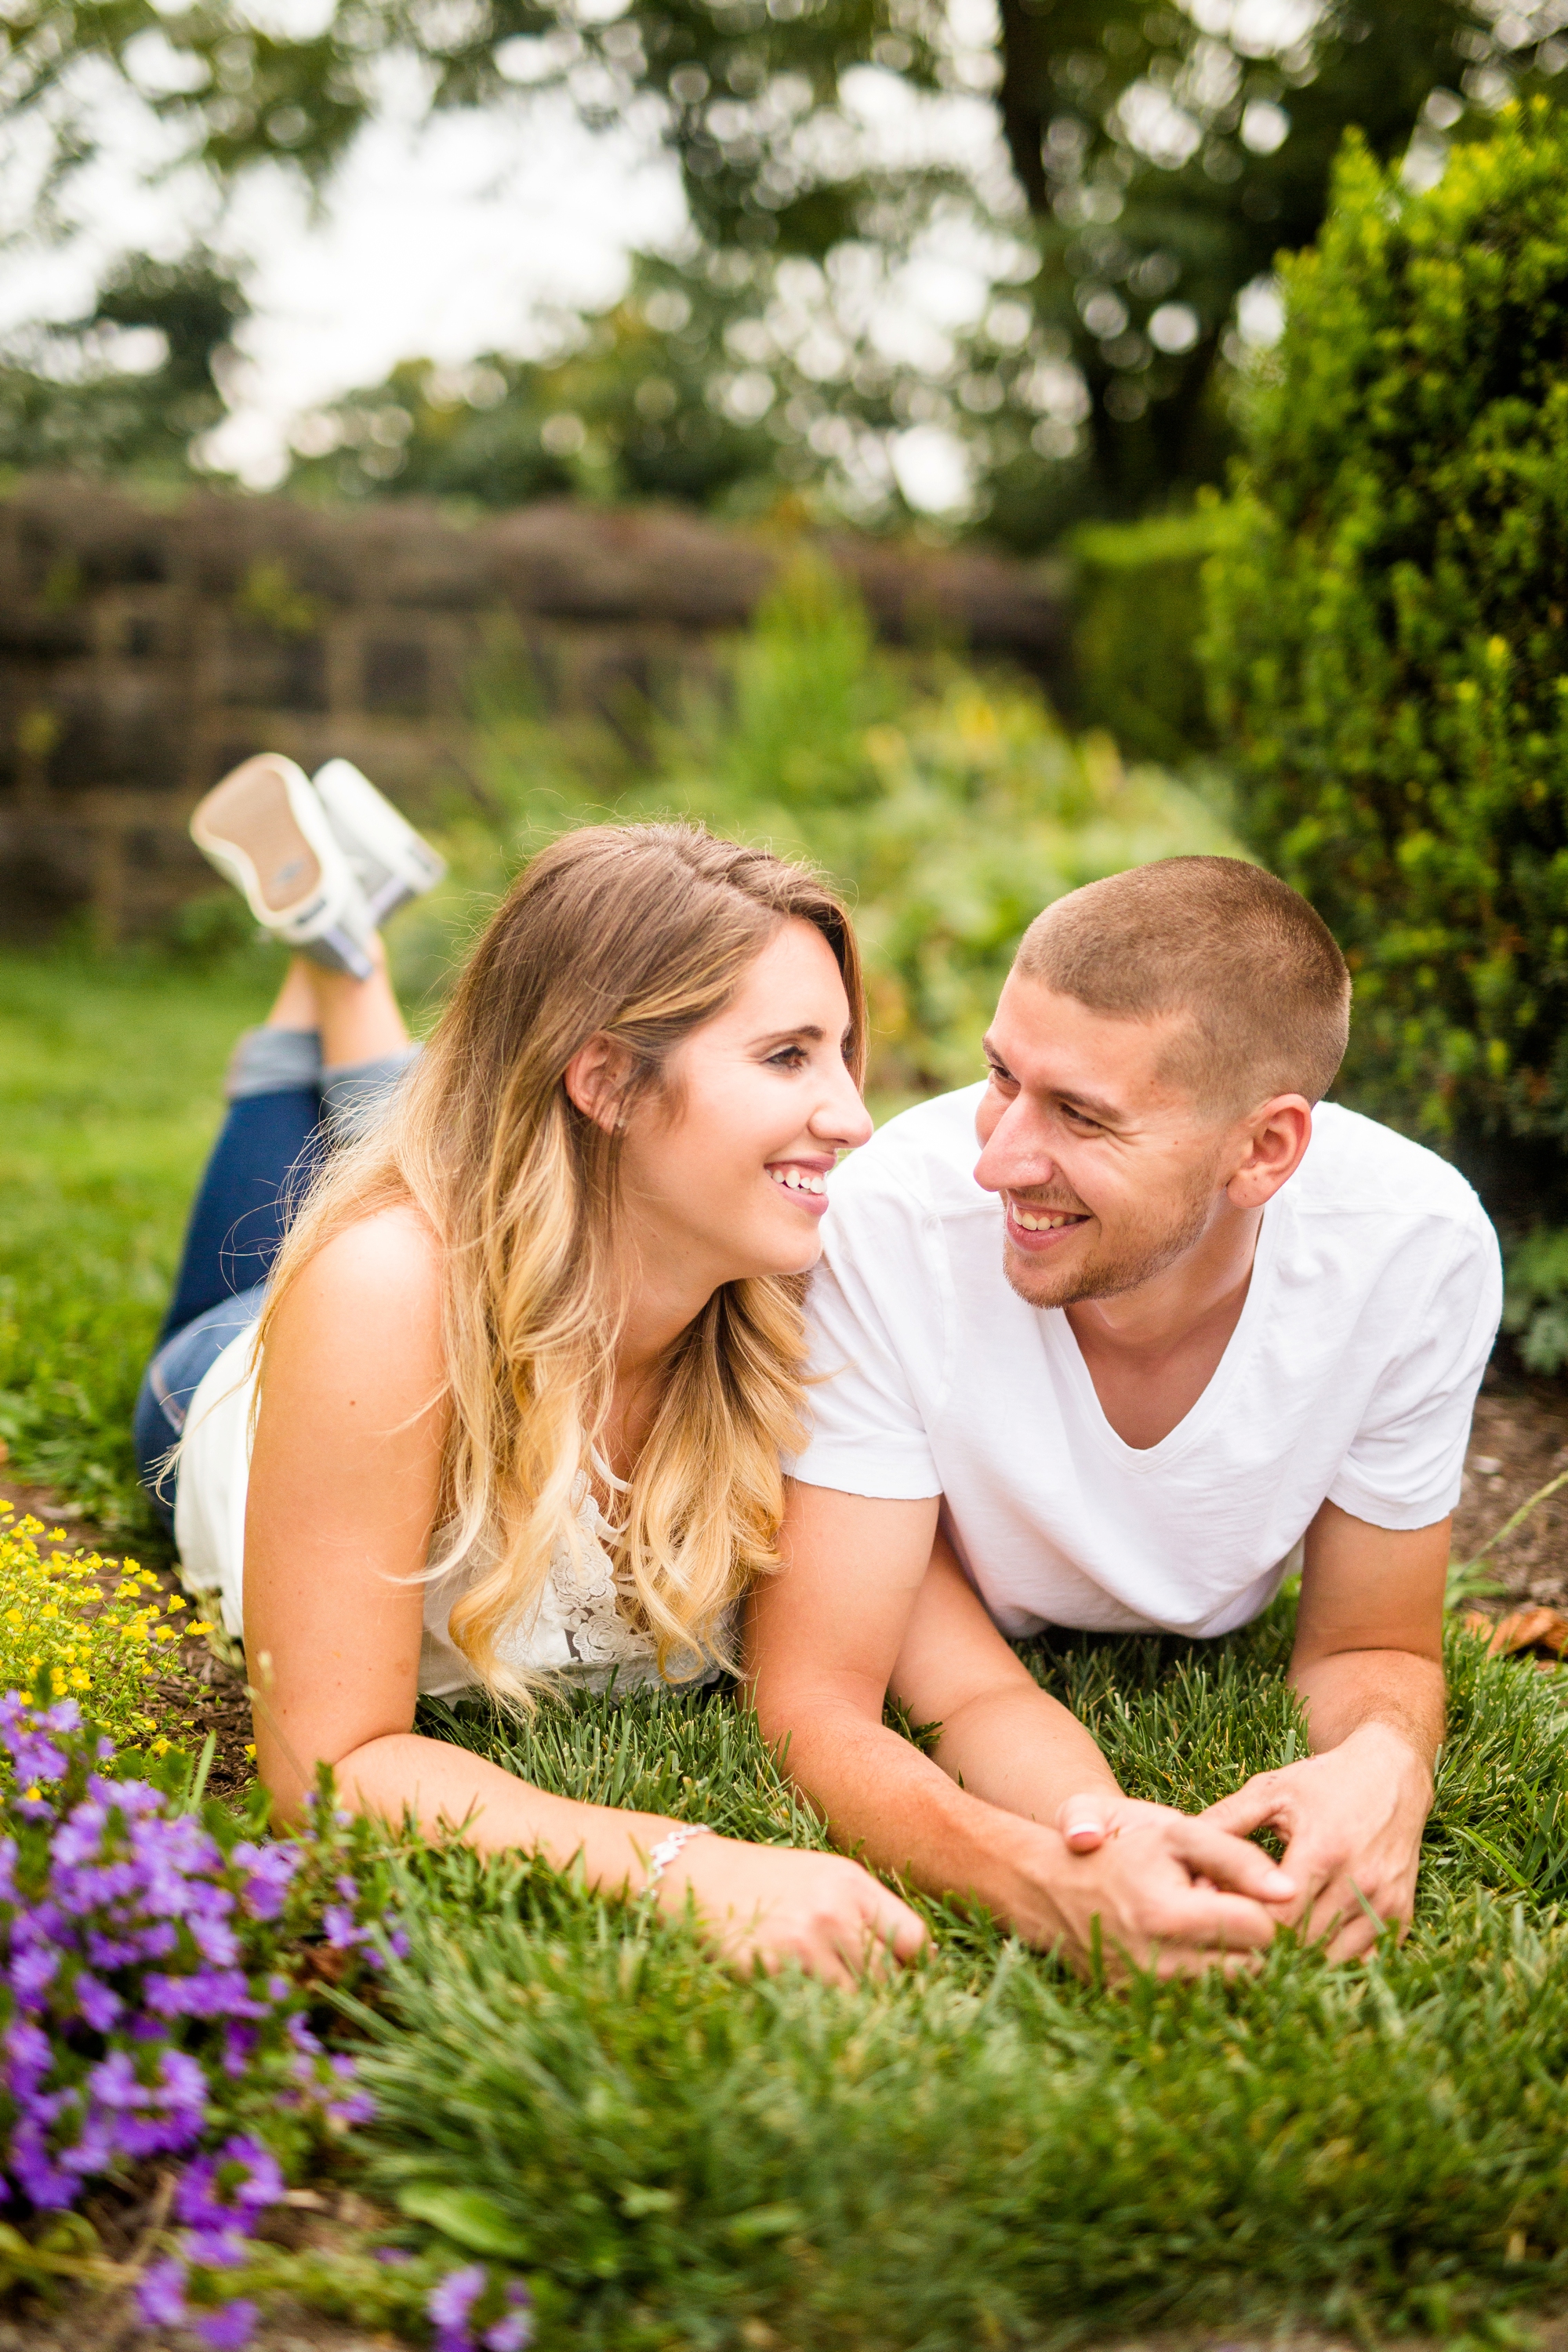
[1062,1104,1101,1130]
[985,1062,1017,1088]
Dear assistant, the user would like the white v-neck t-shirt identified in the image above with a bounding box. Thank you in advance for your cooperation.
[789,1089,1501,1641]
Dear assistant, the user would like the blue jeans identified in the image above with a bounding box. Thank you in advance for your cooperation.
[133,1028,419,1535]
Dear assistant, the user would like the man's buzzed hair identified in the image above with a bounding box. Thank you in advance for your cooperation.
[1014,857,1351,1112]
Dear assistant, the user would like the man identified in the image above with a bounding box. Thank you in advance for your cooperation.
[748,858,1501,1978]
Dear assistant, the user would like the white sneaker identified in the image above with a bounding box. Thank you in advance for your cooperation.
[190,754,379,980]
[311,759,447,926]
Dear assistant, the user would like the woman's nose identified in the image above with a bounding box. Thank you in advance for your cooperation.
[813,1065,874,1149]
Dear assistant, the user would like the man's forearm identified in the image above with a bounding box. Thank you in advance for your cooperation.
[1291,1647,1445,1776]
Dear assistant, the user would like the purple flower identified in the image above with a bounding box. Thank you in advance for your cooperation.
[175,2136,285,2233]
[428,2262,488,2350]
[198,2297,259,2349]
[485,2287,535,2352]
[231,1843,296,1922]
[9,1943,59,2002]
[136,2257,190,2326]
[321,1905,361,1950]
[74,1972,122,2033]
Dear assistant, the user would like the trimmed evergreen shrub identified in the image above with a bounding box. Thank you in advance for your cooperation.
[1070,506,1240,767]
[1203,103,1568,1215]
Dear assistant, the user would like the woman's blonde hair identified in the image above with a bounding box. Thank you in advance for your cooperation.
[255,822,864,1701]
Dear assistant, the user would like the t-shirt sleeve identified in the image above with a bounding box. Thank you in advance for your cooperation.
[786,1200,945,1501]
[1328,1209,1503,1530]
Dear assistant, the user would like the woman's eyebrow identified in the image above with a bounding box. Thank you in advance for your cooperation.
[750,1023,827,1049]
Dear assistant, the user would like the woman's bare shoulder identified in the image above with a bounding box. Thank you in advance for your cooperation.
[270,1201,445,1390]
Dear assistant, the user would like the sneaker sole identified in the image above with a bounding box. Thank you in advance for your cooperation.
[193,757,325,916]
[191,756,374,978]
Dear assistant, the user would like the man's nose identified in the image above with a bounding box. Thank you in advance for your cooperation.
[974,1094,1058,1194]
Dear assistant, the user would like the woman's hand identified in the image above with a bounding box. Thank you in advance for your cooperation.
[658,1835,927,1986]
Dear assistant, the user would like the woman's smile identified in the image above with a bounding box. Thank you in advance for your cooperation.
[767,1156,833,1214]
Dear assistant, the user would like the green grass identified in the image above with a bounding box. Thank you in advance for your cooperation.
[354,1617,1568,2348]
[0,946,275,1535]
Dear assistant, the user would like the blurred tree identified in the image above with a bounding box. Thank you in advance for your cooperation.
[5,0,1567,529]
[0,250,247,480]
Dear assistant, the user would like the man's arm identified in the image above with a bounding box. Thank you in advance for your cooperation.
[747,1482,1296,1979]
[1200,1497,1446,1956]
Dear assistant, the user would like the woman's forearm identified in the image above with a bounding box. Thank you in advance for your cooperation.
[930,1683,1121,1825]
[310,1731,684,1891]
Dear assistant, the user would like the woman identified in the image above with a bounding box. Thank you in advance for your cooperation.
[136,761,925,1985]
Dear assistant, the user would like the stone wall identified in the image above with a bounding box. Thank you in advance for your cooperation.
[0,476,1068,940]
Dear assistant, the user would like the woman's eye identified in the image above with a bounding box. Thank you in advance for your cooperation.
[768,1046,808,1070]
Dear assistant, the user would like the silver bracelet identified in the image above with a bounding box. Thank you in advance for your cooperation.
[641,1822,713,1896]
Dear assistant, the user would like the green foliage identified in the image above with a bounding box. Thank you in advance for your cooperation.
[1502,1226,1568,1374]
[405,558,1240,1098]
[343,1606,1568,2347]
[1203,107,1568,1212]
[1069,502,1241,764]
[0,252,247,484]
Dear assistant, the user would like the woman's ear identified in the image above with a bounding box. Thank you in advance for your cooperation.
[564,1033,636,1134]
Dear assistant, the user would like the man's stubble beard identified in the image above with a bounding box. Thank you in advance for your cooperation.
[1000,1168,1221,1311]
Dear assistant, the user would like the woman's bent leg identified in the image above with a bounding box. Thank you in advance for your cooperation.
[156,1027,325,1344]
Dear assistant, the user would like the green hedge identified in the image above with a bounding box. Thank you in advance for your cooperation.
[1203,103,1568,1218]
[1070,506,1240,767]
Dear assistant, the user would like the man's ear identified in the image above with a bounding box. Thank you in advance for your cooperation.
[1225,1095,1312,1209]
[564,1034,636,1135]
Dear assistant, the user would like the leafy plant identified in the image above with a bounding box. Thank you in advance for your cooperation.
[1502,1226,1568,1373]
[0,1695,403,2343]
[0,1508,196,1751]
[1203,105,1568,1216]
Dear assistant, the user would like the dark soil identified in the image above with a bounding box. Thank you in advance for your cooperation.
[1452,1364,1568,1606]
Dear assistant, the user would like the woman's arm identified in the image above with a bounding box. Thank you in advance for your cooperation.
[244,1211,925,1983]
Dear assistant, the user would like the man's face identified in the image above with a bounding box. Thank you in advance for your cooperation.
[972,971,1236,1310]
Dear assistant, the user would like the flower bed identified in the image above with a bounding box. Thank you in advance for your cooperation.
[0,1504,205,1753]
[0,1507,539,2349]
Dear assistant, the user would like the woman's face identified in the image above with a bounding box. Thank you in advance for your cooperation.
[618,918,873,1299]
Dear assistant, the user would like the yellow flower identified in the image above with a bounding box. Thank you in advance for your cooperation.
[149,1737,172,1759]
[244,1744,256,1759]
[187,1622,214,1639]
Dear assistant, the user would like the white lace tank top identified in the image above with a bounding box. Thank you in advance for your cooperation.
[172,1322,723,1697]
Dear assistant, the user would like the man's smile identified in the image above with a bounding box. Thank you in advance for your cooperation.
[1004,1192,1092,1250]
